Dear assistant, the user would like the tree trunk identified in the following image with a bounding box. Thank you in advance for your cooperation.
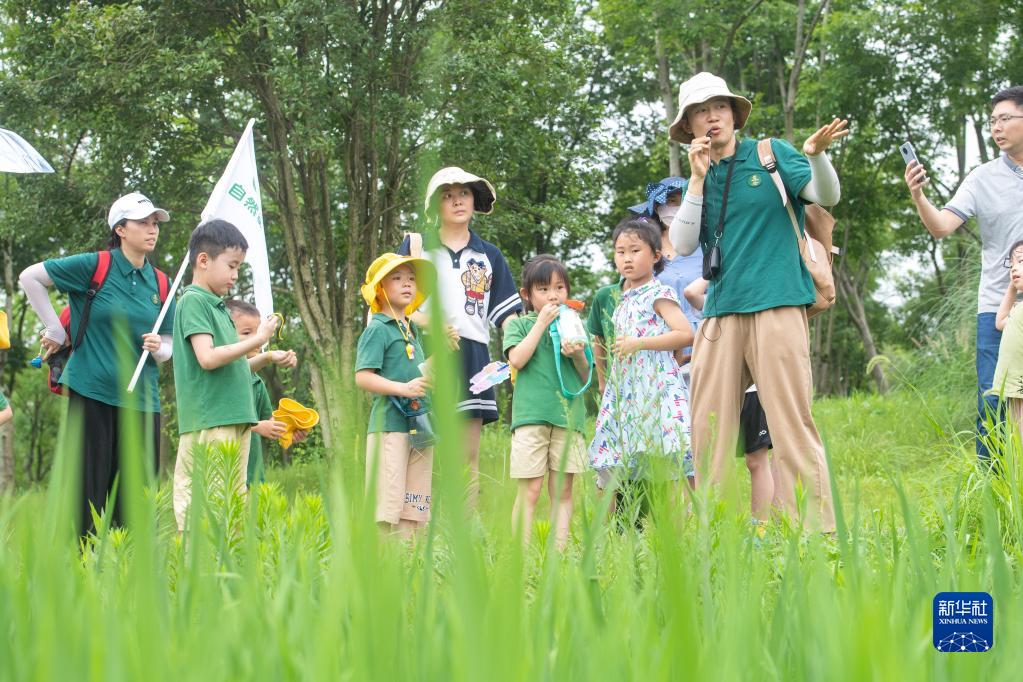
[655,29,681,177]
[0,236,15,491]
[778,0,832,142]
[955,114,966,183]
[836,268,888,393]
[973,118,990,164]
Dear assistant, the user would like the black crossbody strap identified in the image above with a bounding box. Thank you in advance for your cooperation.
[713,156,738,243]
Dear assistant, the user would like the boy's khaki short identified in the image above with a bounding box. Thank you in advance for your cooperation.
[366,432,433,525]
[510,424,587,479]
[173,424,252,532]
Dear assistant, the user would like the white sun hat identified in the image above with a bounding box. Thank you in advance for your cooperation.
[423,167,497,216]
[668,72,753,144]
[107,191,170,228]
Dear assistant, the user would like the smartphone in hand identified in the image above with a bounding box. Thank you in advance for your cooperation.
[899,141,919,166]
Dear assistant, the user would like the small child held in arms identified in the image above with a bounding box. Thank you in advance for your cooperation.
[172,220,285,532]
[225,299,301,485]
[504,255,592,550]
[355,253,437,539]
[991,240,1023,438]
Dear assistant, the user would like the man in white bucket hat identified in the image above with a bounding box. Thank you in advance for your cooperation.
[667,72,848,533]
[398,166,521,507]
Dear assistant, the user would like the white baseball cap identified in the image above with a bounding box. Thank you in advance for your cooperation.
[107,192,170,228]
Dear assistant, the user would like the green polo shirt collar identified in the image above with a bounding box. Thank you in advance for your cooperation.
[111,249,156,286]
[721,137,755,164]
[184,283,226,306]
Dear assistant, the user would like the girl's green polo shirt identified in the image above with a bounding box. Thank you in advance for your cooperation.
[355,313,427,433]
[43,249,175,413]
[503,313,587,431]
[700,137,816,318]
[172,285,257,434]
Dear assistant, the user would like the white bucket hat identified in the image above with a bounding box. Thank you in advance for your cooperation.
[107,191,170,228]
[668,72,753,144]
[424,167,497,216]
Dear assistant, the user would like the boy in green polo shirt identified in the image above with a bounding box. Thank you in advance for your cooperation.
[586,279,623,395]
[355,253,436,539]
[225,299,301,485]
[172,220,279,532]
[504,255,591,550]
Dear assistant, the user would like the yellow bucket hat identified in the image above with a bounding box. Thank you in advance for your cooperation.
[272,398,320,450]
[360,252,436,314]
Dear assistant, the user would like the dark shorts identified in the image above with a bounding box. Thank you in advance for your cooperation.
[458,338,500,425]
[739,390,772,455]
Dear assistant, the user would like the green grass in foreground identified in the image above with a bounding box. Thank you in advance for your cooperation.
[0,389,1018,680]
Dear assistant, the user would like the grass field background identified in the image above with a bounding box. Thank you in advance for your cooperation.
[0,378,1019,680]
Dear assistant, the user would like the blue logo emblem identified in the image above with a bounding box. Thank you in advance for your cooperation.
[933,592,993,652]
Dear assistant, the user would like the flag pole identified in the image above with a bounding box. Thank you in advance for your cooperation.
[126,252,189,393]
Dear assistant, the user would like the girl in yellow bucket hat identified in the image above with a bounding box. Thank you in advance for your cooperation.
[355,253,437,538]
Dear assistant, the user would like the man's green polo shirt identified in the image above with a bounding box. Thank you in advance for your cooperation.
[44,249,175,412]
[700,137,815,318]
[172,284,256,434]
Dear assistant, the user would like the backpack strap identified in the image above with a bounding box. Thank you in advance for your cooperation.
[72,250,112,350]
[404,232,423,258]
[757,139,818,263]
[154,267,170,302]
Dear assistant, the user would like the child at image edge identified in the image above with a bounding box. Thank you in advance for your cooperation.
[991,240,1023,437]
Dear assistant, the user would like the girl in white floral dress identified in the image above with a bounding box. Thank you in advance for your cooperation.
[590,217,694,489]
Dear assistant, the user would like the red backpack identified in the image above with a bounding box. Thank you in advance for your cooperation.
[47,251,170,394]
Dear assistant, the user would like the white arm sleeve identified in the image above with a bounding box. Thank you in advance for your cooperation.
[799,151,841,207]
[152,333,173,363]
[19,262,66,346]
[669,193,703,256]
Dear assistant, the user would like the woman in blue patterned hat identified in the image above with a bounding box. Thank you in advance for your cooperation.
[627,178,703,361]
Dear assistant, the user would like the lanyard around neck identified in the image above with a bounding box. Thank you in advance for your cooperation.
[712,157,738,244]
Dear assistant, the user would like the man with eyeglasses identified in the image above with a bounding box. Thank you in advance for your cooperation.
[904,85,1023,461]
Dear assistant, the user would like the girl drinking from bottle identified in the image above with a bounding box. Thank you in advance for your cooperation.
[504,255,592,550]
[590,217,694,508]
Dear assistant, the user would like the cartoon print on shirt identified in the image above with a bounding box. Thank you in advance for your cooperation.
[461,258,492,317]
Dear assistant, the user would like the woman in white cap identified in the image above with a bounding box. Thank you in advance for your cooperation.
[20,192,175,536]
[666,72,847,533]
[398,167,522,507]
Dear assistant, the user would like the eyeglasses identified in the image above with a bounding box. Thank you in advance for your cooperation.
[989,114,1023,127]
[1003,257,1023,268]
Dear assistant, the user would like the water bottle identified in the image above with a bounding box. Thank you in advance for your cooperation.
[555,304,587,344]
